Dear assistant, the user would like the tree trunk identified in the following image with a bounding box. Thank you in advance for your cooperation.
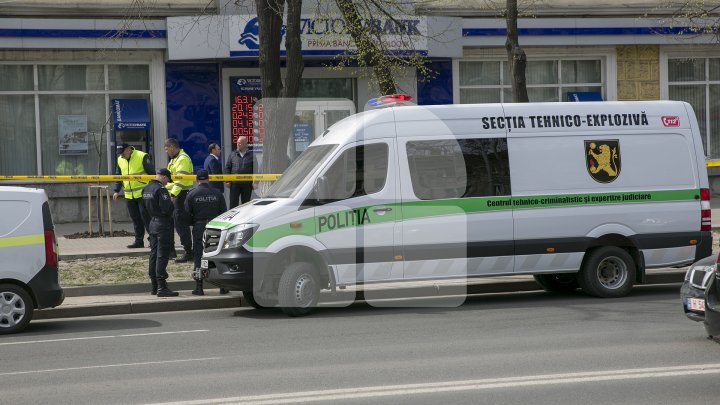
[255,0,304,196]
[505,0,529,103]
[336,0,397,95]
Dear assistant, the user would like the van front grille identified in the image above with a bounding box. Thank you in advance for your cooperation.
[203,229,222,253]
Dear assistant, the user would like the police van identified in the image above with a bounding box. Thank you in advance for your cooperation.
[201,98,712,316]
[0,186,64,333]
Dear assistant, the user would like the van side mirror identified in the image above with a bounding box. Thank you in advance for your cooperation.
[313,176,330,203]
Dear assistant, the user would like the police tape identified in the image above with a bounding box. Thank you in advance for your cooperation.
[708,161,720,167]
[0,174,281,182]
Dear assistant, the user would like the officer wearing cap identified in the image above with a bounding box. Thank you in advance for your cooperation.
[112,143,154,248]
[142,168,179,297]
[185,169,228,295]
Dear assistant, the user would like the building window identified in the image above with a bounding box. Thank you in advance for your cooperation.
[0,63,151,175]
[458,59,603,103]
[667,57,720,158]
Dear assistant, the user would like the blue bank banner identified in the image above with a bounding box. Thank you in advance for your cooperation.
[112,99,150,130]
[567,92,603,102]
[165,63,221,171]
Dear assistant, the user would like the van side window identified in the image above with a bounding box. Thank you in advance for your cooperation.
[406,138,510,200]
[323,143,389,202]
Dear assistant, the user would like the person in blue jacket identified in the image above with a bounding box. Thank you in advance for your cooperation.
[203,143,224,193]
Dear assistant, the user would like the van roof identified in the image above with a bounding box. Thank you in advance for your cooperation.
[0,186,49,204]
[315,100,694,144]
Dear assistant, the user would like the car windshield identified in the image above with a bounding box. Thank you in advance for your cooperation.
[265,144,338,198]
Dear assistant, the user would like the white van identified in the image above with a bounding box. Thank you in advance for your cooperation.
[0,186,64,333]
[201,100,712,316]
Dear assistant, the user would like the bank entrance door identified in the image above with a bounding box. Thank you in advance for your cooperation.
[290,100,355,162]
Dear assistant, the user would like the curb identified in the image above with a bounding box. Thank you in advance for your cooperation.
[34,294,242,320]
[35,270,686,320]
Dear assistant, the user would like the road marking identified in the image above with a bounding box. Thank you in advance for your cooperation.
[149,363,720,404]
[0,329,209,346]
[0,357,222,377]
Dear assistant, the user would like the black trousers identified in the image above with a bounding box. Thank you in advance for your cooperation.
[126,197,150,244]
[229,183,253,209]
[192,220,208,270]
[148,219,173,280]
[173,190,193,253]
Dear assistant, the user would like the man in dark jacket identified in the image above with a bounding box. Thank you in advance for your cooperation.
[185,169,228,295]
[225,136,258,208]
[142,168,179,297]
[203,143,224,193]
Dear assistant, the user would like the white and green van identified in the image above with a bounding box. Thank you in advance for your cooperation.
[201,99,712,316]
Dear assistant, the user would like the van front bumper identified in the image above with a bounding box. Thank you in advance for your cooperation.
[202,248,272,292]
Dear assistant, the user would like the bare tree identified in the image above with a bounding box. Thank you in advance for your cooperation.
[255,0,305,187]
[505,0,529,102]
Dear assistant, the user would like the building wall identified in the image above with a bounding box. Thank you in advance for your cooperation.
[616,45,660,101]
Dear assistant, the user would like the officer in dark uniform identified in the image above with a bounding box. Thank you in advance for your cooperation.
[185,169,228,295]
[142,168,179,297]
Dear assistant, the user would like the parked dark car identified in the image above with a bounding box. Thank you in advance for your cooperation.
[681,255,720,339]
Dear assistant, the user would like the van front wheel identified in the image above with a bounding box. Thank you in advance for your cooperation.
[278,262,320,317]
[0,284,34,335]
[579,247,635,298]
[242,291,275,309]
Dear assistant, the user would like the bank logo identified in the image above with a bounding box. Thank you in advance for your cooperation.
[585,140,621,183]
[238,17,286,50]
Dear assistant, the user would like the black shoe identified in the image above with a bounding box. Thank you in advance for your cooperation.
[127,241,144,248]
[192,280,204,296]
[156,280,179,297]
[150,278,158,295]
[175,252,192,263]
[169,249,177,259]
[219,288,229,295]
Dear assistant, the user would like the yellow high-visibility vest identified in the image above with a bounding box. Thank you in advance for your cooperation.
[117,150,148,199]
[167,149,194,196]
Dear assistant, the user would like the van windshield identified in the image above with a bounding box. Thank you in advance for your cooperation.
[265,144,338,198]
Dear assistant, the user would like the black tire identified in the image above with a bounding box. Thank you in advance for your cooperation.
[0,284,34,335]
[533,274,579,293]
[278,262,320,317]
[242,290,275,309]
[578,246,635,298]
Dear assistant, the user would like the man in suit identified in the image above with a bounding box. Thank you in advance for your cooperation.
[203,143,224,193]
[225,136,258,208]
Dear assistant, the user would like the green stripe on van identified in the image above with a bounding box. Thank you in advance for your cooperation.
[242,188,700,249]
[0,234,44,248]
[207,220,236,229]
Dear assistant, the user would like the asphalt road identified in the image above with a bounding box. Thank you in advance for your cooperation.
[2,284,720,404]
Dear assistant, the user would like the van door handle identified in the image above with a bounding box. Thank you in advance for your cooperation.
[373,207,392,215]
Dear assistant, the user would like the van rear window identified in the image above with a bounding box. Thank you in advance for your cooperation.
[406,138,511,200]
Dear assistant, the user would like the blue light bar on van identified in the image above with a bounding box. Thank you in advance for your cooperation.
[365,94,414,110]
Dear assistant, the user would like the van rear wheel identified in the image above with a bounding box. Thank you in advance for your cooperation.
[579,247,635,298]
[278,262,320,317]
[0,284,33,335]
[533,274,579,293]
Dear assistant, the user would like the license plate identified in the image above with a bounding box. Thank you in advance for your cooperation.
[201,259,208,269]
[687,297,705,312]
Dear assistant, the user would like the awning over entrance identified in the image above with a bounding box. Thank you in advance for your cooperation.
[112,99,150,130]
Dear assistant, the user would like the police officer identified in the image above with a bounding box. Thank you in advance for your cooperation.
[142,168,179,297]
[185,169,228,295]
[112,143,153,248]
[164,138,194,263]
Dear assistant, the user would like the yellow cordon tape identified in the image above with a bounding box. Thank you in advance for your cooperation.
[707,161,720,167]
[0,174,281,182]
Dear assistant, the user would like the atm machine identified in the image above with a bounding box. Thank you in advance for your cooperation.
[111,98,152,154]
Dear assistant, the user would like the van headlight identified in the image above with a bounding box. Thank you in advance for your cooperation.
[223,224,258,249]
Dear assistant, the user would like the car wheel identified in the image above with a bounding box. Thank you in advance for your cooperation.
[578,246,635,298]
[278,262,319,317]
[533,273,579,293]
[0,284,34,335]
[242,290,275,309]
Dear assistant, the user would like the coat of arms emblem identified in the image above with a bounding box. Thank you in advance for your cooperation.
[585,140,620,183]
